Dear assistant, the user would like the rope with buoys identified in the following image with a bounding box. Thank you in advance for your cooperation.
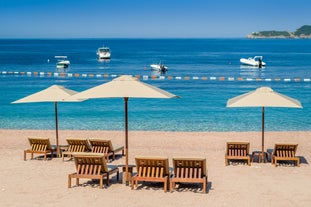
[1,71,310,82]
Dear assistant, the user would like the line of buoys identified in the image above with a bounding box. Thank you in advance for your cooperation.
[1,71,311,82]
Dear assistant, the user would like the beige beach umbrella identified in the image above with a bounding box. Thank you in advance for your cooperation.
[226,86,302,161]
[69,75,179,184]
[12,85,82,156]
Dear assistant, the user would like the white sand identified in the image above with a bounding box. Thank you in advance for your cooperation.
[0,129,311,207]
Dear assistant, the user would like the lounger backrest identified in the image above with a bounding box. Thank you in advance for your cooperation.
[74,155,108,174]
[135,157,169,177]
[173,158,206,178]
[273,144,298,158]
[89,139,112,153]
[66,138,91,152]
[226,142,249,156]
[28,137,52,151]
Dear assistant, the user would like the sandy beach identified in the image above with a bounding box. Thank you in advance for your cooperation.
[0,129,311,207]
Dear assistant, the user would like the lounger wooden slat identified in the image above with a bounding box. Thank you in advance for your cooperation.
[225,142,251,166]
[131,157,169,192]
[62,138,91,161]
[271,144,300,167]
[88,139,124,162]
[24,138,55,161]
[170,158,208,193]
[68,154,119,189]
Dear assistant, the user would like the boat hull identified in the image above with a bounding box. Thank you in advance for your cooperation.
[240,58,266,66]
[150,64,168,71]
[56,60,70,69]
[98,53,111,59]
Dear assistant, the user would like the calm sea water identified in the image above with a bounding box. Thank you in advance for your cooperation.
[0,38,311,132]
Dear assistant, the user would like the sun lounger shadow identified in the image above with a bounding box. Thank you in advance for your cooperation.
[171,182,211,193]
[133,182,168,192]
[298,156,308,164]
[171,182,212,193]
[81,175,120,189]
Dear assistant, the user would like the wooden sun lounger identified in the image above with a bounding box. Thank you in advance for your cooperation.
[88,139,124,162]
[131,157,170,192]
[68,154,119,189]
[24,137,56,161]
[170,158,208,193]
[271,144,300,167]
[62,138,92,161]
[225,142,251,166]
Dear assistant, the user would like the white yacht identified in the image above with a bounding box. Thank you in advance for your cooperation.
[97,47,111,59]
[55,56,70,69]
[240,56,266,67]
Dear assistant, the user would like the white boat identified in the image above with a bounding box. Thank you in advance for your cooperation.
[150,63,168,73]
[55,56,70,69]
[97,47,111,59]
[240,56,266,67]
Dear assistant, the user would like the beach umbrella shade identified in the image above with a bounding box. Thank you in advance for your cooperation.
[226,86,302,161]
[12,85,82,156]
[69,75,179,184]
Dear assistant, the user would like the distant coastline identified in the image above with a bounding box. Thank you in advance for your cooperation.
[247,25,311,39]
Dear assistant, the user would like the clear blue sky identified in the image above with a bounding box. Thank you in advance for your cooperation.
[0,0,310,38]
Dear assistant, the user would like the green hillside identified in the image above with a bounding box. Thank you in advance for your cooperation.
[247,25,311,38]
[294,25,311,36]
[252,31,291,37]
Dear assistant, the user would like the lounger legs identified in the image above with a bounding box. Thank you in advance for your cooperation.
[68,175,71,188]
[24,150,51,161]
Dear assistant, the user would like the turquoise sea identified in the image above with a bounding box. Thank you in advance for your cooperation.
[0,38,311,132]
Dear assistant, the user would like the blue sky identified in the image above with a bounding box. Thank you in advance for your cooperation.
[0,0,310,38]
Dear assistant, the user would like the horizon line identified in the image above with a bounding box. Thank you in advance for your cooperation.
[3,36,309,40]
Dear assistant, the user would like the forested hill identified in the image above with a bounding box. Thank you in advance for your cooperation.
[247,25,311,38]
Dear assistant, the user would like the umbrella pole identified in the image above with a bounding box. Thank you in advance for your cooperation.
[55,102,60,157]
[124,97,129,185]
[261,107,265,162]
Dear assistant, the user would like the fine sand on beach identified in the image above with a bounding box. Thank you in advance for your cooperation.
[1,129,311,207]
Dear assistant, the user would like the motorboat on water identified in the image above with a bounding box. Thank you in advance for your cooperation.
[55,56,70,69]
[240,56,266,67]
[150,63,168,73]
[97,47,111,59]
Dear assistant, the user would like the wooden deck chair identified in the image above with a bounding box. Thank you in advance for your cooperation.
[24,138,55,161]
[89,139,124,162]
[225,142,251,166]
[271,144,300,167]
[62,138,92,161]
[131,157,169,192]
[170,158,208,193]
[68,154,119,189]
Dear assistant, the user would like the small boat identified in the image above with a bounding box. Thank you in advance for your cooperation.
[150,63,168,73]
[55,56,70,69]
[97,47,111,59]
[240,56,266,67]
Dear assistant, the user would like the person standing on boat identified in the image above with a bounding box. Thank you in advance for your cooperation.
[258,57,262,68]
